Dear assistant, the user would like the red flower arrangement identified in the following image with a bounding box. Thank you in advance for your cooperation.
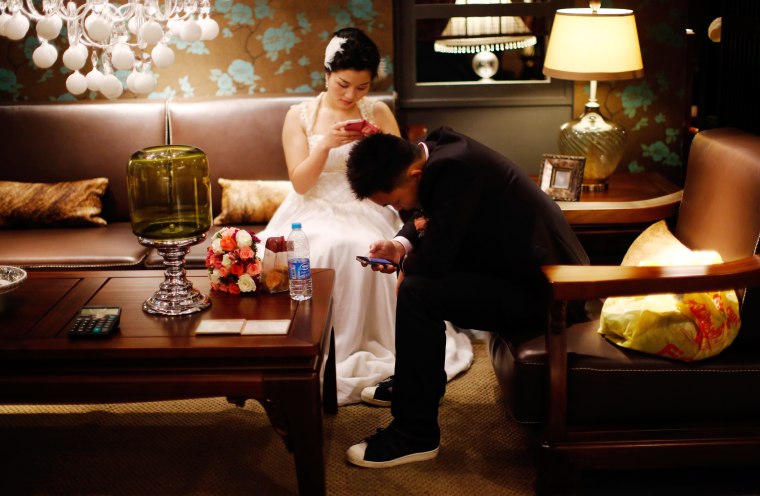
[205,227,262,294]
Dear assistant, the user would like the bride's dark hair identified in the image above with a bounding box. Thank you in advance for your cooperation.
[325,27,381,79]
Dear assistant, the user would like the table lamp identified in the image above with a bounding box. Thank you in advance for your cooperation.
[543,1,644,191]
[433,0,537,81]
[127,145,212,315]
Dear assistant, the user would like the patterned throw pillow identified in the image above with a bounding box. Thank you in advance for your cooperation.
[0,178,108,228]
[213,178,293,226]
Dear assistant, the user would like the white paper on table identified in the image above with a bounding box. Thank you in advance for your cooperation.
[195,319,246,335]
[241,319,291,335]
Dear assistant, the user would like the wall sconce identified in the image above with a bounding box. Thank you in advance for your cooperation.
[433,0,536,81]
[543,1,644,190]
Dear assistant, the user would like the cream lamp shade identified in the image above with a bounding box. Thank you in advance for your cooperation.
[542,6,644,191]
[543,8,644,81]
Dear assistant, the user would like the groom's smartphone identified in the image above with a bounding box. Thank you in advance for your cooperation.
[356,256,398,268]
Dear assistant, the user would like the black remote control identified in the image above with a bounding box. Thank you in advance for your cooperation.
[67,306,121,337]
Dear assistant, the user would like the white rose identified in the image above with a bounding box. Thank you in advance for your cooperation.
[209,269,221,283]
[211,238,223,254]
[222,254,232,268]
[237,273,256,292]
[236,229,252,249]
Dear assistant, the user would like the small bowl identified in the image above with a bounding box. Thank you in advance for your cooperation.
[0,266,27,295]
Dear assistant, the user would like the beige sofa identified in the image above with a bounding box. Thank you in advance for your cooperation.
[0,93,393,269]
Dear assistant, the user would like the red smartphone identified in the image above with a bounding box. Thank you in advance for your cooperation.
[345,119,367,131]
[344,119,380,135]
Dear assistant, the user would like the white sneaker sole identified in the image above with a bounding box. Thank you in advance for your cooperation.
[360,388,391,407]
[346,441,439,468]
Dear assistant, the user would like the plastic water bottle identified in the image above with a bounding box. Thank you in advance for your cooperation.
[287,222,312,301]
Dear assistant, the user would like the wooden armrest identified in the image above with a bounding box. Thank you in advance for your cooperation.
[542,254,760,301]
[557,190,683,225]
[541,254,760,438]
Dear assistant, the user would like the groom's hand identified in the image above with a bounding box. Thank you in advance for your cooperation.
[366,240,405,274]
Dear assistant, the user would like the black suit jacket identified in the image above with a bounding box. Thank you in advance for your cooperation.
[398,127,588,291]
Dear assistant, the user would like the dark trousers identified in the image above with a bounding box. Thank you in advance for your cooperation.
[391,271,543,439]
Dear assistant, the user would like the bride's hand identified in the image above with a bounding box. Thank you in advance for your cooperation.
[320,121,364,150]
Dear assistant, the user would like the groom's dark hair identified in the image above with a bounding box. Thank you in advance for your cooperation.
[347,133,422,199]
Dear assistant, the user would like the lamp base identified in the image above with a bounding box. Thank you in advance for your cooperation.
[581,181,609,192]
[138,235,210,316]
[558,102,627,190]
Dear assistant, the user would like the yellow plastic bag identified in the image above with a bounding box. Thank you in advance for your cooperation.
[599,250,741,361]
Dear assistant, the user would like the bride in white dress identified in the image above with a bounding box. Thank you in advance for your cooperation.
[256,28,472,405]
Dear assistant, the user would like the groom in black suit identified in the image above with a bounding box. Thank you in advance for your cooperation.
[345,127,589,468]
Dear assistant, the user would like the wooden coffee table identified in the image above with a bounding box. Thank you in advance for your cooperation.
[0,268,335,496]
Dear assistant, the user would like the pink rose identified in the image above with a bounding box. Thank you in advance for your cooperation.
[246,259,262,276]
[239,246,254,260]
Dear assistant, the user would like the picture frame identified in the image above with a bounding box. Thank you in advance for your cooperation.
[537,154,586,201]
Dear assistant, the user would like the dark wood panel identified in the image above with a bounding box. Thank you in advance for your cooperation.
[0,278,79,338]
[0,269,335,364]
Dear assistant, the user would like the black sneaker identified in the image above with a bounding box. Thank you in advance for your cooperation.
[360,376,394,407]
[346,423,440,468]
[361,376,444,407]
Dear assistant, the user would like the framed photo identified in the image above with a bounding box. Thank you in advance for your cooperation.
[538,154,586,201]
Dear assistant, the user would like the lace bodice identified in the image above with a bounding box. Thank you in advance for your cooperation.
[295,92,376,203]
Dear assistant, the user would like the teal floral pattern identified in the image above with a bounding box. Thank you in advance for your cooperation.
[0,0,686,180]
[574,0,688,181]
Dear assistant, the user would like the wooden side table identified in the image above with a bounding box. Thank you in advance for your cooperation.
[555,172,683,264]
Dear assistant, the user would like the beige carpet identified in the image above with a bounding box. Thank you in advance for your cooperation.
[0,341,537,496]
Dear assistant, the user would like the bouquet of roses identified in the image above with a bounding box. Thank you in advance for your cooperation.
[205,226,262,294]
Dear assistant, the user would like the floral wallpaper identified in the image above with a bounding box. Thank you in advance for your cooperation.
[1,0,690,181]
[574,0,689,184]
[0,0,394,101]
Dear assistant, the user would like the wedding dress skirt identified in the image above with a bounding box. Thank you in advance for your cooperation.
[256,94,473,405]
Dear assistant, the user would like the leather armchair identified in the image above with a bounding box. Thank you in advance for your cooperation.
[489,128,760,494]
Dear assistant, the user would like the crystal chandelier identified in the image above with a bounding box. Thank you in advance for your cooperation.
[0,0,219,99]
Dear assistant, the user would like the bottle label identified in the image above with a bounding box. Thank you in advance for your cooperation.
[288,258,311,281]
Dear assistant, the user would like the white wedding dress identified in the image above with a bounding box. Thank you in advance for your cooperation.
[256,92,473,405]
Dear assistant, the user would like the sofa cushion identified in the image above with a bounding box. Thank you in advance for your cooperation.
[167,93,395,216]
[489,322,760,425]
[0,222,148,269]
[0,99,168,222]
[213,179,293,226]
[0,178,108,228]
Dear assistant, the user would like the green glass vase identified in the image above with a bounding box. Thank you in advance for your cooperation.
[127,145,212,240]
[127,145,212,315]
